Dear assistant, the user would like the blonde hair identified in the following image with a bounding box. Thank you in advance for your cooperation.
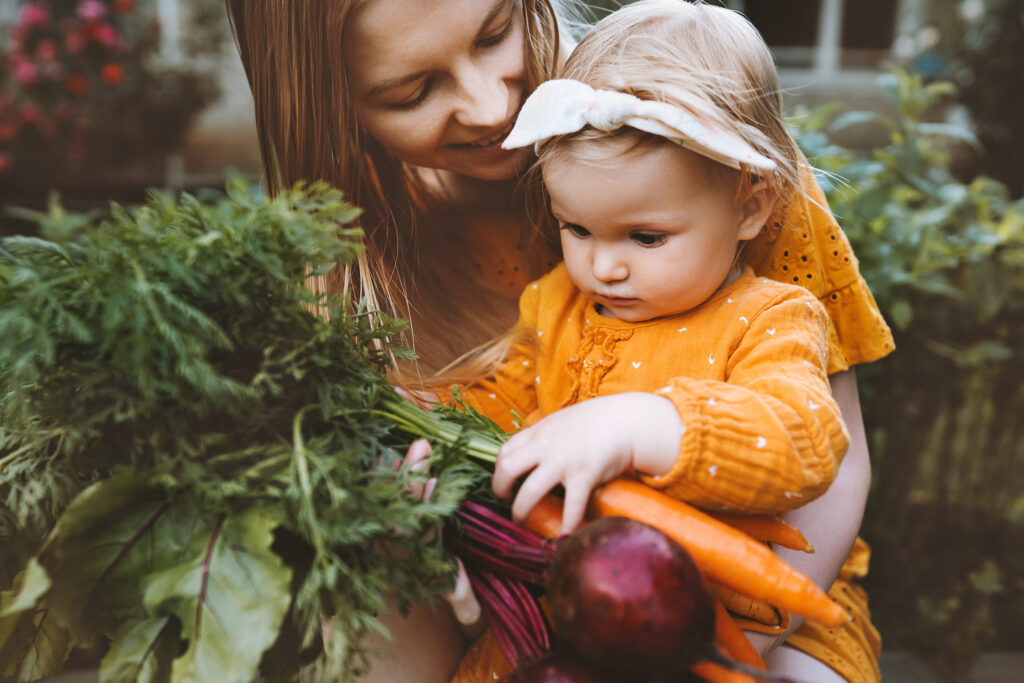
[225,0,573,375]
[536,0,804,216]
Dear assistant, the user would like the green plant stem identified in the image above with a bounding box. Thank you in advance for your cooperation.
[374,395,503,465]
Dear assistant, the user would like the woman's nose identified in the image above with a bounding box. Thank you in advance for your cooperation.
[453,63,511,129]
[592,246,628,282]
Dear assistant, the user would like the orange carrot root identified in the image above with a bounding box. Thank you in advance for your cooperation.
[523,494,564,540]
[708,511,814,553]
[713,599,766,670]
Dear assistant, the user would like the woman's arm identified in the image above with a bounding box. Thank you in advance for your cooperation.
[746,368,871,656]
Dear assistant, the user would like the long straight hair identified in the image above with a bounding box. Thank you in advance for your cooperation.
[224,0,572,374]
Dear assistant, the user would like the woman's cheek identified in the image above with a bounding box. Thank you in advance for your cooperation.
[366,108,448,166]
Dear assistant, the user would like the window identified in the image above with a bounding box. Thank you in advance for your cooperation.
[730,0,902,74]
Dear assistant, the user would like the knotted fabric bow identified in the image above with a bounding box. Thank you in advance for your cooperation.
[501,78,777,172]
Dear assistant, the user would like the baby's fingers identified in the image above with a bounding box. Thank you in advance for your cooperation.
[510,465,562,525]
[492,438,540,500]
[559,481,590,536]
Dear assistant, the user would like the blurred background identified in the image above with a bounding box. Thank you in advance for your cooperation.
[1,0,1021,680]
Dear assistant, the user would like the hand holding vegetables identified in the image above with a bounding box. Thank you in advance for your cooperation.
[492,392,682,534]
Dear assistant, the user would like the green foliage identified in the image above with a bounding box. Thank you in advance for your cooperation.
[0,179,492,681]
[791,65,1024,661]
[925,0,1024,196]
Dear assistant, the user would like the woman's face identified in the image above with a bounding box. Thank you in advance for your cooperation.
[345,0,532,181]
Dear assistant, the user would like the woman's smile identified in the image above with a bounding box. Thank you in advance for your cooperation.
[457,117,517,149]
[346,0,531,182]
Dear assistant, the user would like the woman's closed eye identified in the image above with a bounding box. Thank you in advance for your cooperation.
[630,231,667,247]
[560,223,590,238]
[388,78,436,110]
[477,14,514,48]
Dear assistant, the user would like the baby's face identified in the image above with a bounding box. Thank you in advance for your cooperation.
[544,143,756,323]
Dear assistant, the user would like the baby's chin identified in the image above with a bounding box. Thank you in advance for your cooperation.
[600,303,686,324]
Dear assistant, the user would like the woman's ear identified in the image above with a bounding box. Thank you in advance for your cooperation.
[736,179,779,242]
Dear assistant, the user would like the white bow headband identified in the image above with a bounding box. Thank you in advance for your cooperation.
[502,79,776,172]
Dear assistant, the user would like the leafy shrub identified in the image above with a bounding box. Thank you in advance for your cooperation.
[922,0,1024,196]
[791,65,1024,662]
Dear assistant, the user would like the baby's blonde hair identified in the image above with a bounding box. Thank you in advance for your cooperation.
[536,0,803,209]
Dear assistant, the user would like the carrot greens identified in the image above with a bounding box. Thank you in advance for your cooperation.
[0,179,494,682]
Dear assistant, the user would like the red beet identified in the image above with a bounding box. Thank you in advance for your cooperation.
[546,516,715,676]
[503,650,620,683]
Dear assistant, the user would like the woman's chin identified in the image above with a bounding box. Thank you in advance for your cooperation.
[448,146,531,183]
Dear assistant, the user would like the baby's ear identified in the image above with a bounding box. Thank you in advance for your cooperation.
[736,179,778,241]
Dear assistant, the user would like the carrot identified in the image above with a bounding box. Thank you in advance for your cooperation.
[711,584,786,629]
[691,659,760,683]
[523,493,565,540]
[713,599,766,670]
[588,479,848,628]
[707,511,814,553]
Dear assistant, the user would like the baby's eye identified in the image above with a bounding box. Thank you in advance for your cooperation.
[631,231,666,247]
[561,223,590,238]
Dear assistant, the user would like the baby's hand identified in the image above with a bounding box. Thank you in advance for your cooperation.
[492,392,682,535]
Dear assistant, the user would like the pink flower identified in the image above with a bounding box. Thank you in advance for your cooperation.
[14,60,39,86]
[16,3,50,28]
[92,22,118,47]
[77,0,107,22]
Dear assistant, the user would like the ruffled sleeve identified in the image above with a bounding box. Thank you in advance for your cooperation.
[641,288,849,513]
[743,166,895,373]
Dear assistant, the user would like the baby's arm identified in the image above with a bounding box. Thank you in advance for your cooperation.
[639,288,848,514]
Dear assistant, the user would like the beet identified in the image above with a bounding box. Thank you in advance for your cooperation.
[546,516,715,676]
[503,650,620,683]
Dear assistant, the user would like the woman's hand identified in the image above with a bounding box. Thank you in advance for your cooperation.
[492,393,682,535]
[403,440,485,638]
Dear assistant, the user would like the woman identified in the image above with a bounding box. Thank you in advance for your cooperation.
[225,1,893,681]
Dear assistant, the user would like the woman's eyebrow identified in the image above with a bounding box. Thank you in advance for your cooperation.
[367,72,425,98]
[365,0,511,98]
